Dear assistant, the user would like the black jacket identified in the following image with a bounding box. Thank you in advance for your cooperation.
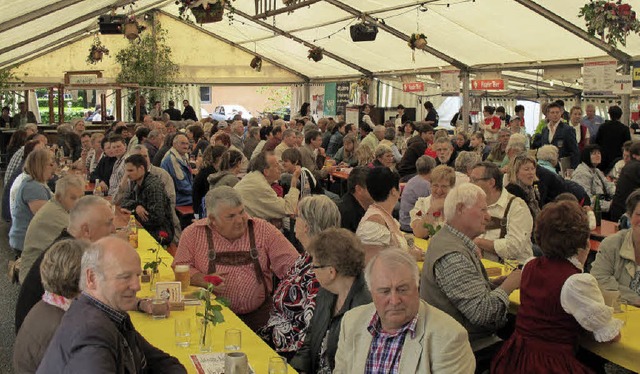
[192,165,216,216]
[182,105,198,121]
[290,274,371,373]
[532,122,580,169]
[535,165,565,206]
[338,193,366,233]
[595,120,632,173]
[397,135,426,177]
[163,107,182,121]
[37,294,186,374]
[121,173,174,243]
[90,155,116,184]
[611,159,640,221]
[152,145,171,167]
[16,229,73,332]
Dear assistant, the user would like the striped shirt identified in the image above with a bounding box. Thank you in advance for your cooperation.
[364,312,418,374]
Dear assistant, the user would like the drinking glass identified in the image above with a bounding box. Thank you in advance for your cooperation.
[225,329,242,352]
[151,298,169,319]
[174,317,191,347]
[268,356,287,374]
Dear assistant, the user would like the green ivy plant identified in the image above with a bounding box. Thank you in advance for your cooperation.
[0,67,25,108]
[579,1,640,47]
[115,15,179,114]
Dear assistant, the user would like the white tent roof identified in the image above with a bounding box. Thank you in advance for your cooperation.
[1,0,639,85]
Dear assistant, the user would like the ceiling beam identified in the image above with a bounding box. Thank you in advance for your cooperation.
[514,0,631,63]
[230,6,372,76]
[159,10,309,82]
[0,0,87,33]
[254,0,322,19]
[0,0,169,56]
[471,58,587,73]
[502,73,582,95]
[323,0,469,71]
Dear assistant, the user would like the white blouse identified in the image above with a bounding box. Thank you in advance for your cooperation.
[356,221,409,251]
[527,256,624,342]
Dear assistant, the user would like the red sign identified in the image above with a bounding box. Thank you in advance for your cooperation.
[471,79,505,90]
[403,82,425,92]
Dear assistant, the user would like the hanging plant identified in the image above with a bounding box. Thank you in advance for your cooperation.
[87,36,109,65]
[358,77,371,92]
[250,56,262,72]
[176,0,235,24]
[579,1,640,47]
[283,0,297,5]
[408,33,428,50]
[308,47,323,62]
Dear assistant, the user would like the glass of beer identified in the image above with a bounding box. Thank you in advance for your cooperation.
[174,265,190,290]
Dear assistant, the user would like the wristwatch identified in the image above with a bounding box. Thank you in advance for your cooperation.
[136,298,150,312]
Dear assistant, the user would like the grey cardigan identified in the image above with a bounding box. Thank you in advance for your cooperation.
[591,229,640,305]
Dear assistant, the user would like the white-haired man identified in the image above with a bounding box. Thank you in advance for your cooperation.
[230,120,245,150]
[421,183,521,372]
[335,249,475,373]
[360,125,385,153]
[37,237,186,373]
[173,186,298,330]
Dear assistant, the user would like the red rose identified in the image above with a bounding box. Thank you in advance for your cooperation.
[204,275,223,286]
[158,231,169,239]
[618,4,632,16]
[433,211,442,218]
[416,210,423,217]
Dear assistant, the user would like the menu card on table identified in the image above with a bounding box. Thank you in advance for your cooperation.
[190,353,255,374]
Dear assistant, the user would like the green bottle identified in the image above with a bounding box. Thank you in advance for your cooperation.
[594,195,602,227]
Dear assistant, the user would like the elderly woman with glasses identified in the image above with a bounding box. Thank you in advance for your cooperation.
[291,228,371,374]
[410,165,456,239]
[259,195,341,359]
[9,148,56,254]
[571,144,616,212]
[13,239,89,373]
[505,154,541,220]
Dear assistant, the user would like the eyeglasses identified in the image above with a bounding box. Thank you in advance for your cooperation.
[311,264,330,269]
[470,177,490,183]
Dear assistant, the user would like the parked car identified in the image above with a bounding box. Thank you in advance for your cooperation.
[210,105,252,121]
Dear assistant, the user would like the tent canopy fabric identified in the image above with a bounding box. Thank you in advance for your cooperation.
[1,0,639,87]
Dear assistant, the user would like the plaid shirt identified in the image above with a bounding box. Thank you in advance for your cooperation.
[82,292,128,331]
[108,155,127,197]
[364,312,418,374]
[5,146,24,184]
[433,225,509,329]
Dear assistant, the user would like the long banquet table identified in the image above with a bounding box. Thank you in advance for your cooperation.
[130,229,297,373]
[414,237,640,373]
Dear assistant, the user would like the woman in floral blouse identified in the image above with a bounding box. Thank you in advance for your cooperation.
[258,195,341,358]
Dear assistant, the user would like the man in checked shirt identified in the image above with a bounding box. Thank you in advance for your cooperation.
[421,183,522,373]
[334,249,474,373]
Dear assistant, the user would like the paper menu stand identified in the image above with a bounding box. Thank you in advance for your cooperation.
[190,353,255,374]
[155,281,185,311]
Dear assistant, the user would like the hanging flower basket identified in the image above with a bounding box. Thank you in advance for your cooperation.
[358,77,372,92]
[177,1,233,23]
[190,4,224,23]
[579,1,640,47]
[250,56,262,72]
[124,22,139,40]
[283,0,297,5]
[87,38,109,65]
[408,33,428,50]
[308,47,323,62]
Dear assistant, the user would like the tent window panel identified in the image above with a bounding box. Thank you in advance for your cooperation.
[200,86,211,104]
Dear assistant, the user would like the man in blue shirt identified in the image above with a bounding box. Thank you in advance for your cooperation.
[581,103,604,142]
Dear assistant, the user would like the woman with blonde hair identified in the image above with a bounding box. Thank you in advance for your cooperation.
[10,148,56,253]
[410,165,456,239]
[371,144,394,169]
[355,143,374,167]
[506,154,541,219]
[13,239,90,373]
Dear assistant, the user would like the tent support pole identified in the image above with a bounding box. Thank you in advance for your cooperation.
[622,62,631,125]
[461,70,470,133]
[303,83,310,108]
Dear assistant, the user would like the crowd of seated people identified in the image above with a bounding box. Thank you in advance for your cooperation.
[5,99,640,374]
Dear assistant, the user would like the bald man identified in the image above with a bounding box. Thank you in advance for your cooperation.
[38,237,186,373]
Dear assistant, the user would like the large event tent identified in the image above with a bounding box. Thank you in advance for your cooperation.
[1,0,639,126]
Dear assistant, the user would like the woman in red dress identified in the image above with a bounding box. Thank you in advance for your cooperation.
[491,201,623,374]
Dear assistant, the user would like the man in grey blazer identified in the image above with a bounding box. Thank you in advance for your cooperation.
[38,236,186,374]
[334,249,475,373]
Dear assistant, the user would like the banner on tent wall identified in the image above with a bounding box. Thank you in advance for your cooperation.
[440,70,460,95]
[583,60,617,96]
[336,82,350,116]
[312,94,324,116]
[324,83,337,116]
[633,61,640,88]
[612,75,633,94]
[403,82,424,92]
[471,79,504,90]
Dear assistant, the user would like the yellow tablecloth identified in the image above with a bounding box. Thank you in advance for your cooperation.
[413,236,640,372]
[131,230,297,374]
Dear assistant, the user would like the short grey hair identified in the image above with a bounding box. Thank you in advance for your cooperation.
[297,195,340,237]
[205,186,243,219]
[373,125,385,134]
[506,133,527,151]
[443,183,486,223]
[434,136,452,147]
[24,123,38,132]
[384,127,396,141]
[69,195,111,229]
[131,144,148,154]
[365,249,420,289]
[54,174,85,200]
[537,145,559,164]
[454,151,481,174]
[416,155,436,175]
[374,144,393,158]
[80,240,107,290]
[57,123,72,134]
[148,130,160,139]
[282,129,295,138]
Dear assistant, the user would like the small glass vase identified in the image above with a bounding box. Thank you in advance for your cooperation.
[199,320,213,353]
